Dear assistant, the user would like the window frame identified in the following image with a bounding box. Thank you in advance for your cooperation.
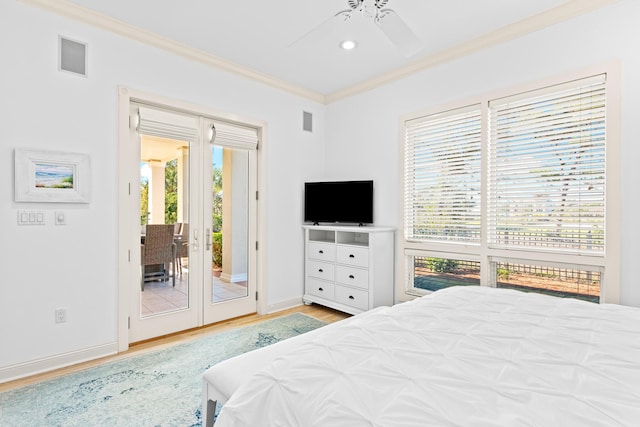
[398,63,621,303]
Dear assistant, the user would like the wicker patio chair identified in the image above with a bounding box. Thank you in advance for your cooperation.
[141,224,176,290]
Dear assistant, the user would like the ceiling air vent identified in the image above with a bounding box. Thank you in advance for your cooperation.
[59,36,87,77]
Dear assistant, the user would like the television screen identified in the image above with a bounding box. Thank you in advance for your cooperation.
[304,180,374,225]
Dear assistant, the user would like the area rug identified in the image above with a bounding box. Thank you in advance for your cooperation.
[0,313,326,426]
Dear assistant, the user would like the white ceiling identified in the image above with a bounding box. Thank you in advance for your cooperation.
[141,135,187,163]
[43,0,613,101]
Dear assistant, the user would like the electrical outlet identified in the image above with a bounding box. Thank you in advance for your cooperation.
[55,308,67,324]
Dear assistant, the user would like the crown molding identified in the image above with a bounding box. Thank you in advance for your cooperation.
[325,0,618,103]
[20,0,616,105]
[19,0,326,104]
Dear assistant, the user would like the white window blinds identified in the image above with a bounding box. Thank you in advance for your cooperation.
[488,74,606,254]
[212,121,259,150]
[136,106,199,142]
[404,105,482,243]
[135,106,259,151]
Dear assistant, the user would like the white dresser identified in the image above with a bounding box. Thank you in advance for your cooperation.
[302,225,395,315]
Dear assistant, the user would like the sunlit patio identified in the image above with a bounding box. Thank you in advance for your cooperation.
[141,267,248,317]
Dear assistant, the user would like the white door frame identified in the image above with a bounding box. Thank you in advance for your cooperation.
[117,86,267,352]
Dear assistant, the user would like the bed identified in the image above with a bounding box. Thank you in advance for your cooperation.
[203,286,640,426]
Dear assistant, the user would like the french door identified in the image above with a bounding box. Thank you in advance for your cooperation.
[201,120,259,325]
[122,100,258,343]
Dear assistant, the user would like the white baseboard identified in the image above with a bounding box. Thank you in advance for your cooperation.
[267,297,304,314]
[0,342,118,384]
[219,272,248,283]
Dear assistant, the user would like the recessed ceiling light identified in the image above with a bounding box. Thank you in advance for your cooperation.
[339,40,357,50]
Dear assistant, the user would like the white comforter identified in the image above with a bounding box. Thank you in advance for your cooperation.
[215,286,640,426]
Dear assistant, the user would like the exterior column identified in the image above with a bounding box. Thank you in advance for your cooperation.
[176,147,189,223]
[221,149,248,283]
[148,160,166,224]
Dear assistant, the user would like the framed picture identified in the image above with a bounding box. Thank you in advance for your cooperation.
[14,148,90,203]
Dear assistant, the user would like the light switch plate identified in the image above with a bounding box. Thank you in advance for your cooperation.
[17,210,45,225]
[55,211,66,225]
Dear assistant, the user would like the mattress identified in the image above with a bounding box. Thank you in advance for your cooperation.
[213,286,640,426]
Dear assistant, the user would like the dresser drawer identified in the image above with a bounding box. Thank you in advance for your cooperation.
[306,277,335,300]
[335,285,368,311]
[335,265,369,290]
[307,260,335,281]
[307,242,336,262]
[336,245,369,268]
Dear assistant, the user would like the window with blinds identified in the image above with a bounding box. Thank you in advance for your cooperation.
[401,69,616,302]
[404,105,482,243]
[488,75,606,255]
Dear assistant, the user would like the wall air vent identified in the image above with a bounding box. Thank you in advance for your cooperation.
[303,111,313,132]
[59,36,87,77]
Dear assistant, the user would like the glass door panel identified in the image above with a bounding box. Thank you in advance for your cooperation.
[211,145,249,303]
[139,136,191,317]
[203,139,257,325]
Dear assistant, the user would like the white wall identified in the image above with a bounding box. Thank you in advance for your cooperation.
[0,1,325,378]
[325,0,640,307]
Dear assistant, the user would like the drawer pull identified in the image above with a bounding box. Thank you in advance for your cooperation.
[318,287,323,292]
[319,250,324,254]
[349,254,355,258]
[348,274,355,279]
[349,295,355,300]
[318,269,323,273]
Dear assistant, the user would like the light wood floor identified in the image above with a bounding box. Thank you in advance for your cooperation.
[0,304,350,394]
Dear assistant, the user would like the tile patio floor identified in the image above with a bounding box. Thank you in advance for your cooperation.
[140,267,248,317]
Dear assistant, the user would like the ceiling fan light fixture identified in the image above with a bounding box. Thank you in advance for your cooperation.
[290,0,420,57]
[340,40,358,50]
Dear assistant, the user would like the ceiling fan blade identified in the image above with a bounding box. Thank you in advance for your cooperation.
[288,10,352,48]
[377,9,422,57]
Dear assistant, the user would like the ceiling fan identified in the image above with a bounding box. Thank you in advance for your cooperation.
[290,0,422,57]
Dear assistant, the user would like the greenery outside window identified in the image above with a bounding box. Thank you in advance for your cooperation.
[407,254,481,292]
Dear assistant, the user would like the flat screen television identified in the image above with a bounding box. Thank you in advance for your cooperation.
[304,180,374,225]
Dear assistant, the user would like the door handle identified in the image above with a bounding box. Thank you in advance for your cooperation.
[193,229,199,251]
[206,228,212,251]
